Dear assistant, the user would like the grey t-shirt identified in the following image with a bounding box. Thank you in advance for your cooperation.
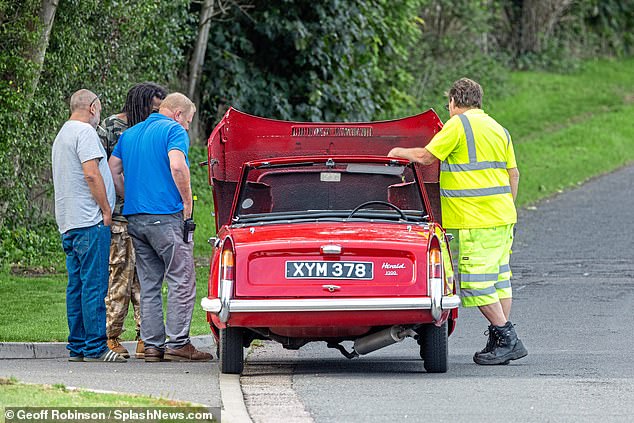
[52,120,116,233]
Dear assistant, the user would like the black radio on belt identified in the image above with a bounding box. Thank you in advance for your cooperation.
[183,218,196,243]
[183,195,197,243]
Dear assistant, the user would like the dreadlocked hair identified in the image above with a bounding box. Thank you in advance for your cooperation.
[121,82,167,127]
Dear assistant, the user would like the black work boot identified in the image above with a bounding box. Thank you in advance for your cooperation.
[478,325,496,354]
[473,321,528,365]
[473,325,512,365]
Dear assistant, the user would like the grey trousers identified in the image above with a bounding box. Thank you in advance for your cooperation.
[128,212,196,350]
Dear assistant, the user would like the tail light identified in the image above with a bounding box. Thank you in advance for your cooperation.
[221,248,235,281]
[428,244,443,321]
[218,242,235,322]
[429,246,443,279]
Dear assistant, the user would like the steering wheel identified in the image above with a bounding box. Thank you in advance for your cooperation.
[347,200,408,221]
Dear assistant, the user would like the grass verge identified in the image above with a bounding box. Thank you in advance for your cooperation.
[0,377,197,407]
[0,378,217,422]
[0,267,211,342]
[512,103,634,205]
[188,146,217,259]
[488,58,634,206]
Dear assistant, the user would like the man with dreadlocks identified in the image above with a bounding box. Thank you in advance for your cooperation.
[98,82,167,359]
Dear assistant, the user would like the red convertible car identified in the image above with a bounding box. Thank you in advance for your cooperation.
[202,108,459,374]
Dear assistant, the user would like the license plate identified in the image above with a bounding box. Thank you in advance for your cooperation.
[286,261,373,280]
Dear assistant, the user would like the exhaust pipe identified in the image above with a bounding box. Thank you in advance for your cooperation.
[353,326,409,356]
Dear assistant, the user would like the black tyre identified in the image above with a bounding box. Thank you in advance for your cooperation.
[220,327,244,374]
[419,322,448,373]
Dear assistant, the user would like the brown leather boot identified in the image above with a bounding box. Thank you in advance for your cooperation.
[135,339,145,359]
[144,347,164,363]
[164,343,213,362]
[107,338,130,359]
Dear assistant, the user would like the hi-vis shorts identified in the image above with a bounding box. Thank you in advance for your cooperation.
[456,224,514,308]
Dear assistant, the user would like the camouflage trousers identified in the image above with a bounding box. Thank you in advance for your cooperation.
[105,220,141,339]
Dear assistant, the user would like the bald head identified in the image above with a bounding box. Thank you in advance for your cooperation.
[69,89,101,128]
[159,92,196,131]
[159,92,196,116]
[70,89,99,113]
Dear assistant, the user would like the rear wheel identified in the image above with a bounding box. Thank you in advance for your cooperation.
[220,327,244,374]
[419,322,448,373]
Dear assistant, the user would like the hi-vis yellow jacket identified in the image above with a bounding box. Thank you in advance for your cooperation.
[425,109,517,229]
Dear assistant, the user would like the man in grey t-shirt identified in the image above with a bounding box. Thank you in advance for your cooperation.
[51,89,125,363]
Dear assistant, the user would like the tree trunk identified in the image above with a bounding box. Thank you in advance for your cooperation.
[0,0,58,231]
[28,0,59,95]
[188,0,216,144]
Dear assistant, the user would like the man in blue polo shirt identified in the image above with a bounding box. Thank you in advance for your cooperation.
[109,92,211,362]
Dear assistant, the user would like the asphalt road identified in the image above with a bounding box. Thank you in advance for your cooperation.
[1,165,632,422]
[241,164,634,422]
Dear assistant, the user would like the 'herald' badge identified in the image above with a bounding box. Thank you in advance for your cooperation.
[382,262,406,276]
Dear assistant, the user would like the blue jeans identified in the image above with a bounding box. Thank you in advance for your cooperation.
[61,222,111,358]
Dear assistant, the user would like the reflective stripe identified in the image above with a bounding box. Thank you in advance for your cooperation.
[503,128,511,147]
[441,161,508,172]
[499,263,510,273]
[457,114,477,163]
[495,279,511,289]
[461,286,497,297]
[441,186,512,198]
[460,273,499,282]
[442,115,508,172]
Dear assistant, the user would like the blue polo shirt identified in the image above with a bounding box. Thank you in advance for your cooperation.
[112,113,190,215]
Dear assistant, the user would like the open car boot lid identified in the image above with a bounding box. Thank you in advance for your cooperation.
[207,107,444,228]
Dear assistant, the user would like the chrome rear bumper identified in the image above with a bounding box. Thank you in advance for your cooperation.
[201,295,460,321]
